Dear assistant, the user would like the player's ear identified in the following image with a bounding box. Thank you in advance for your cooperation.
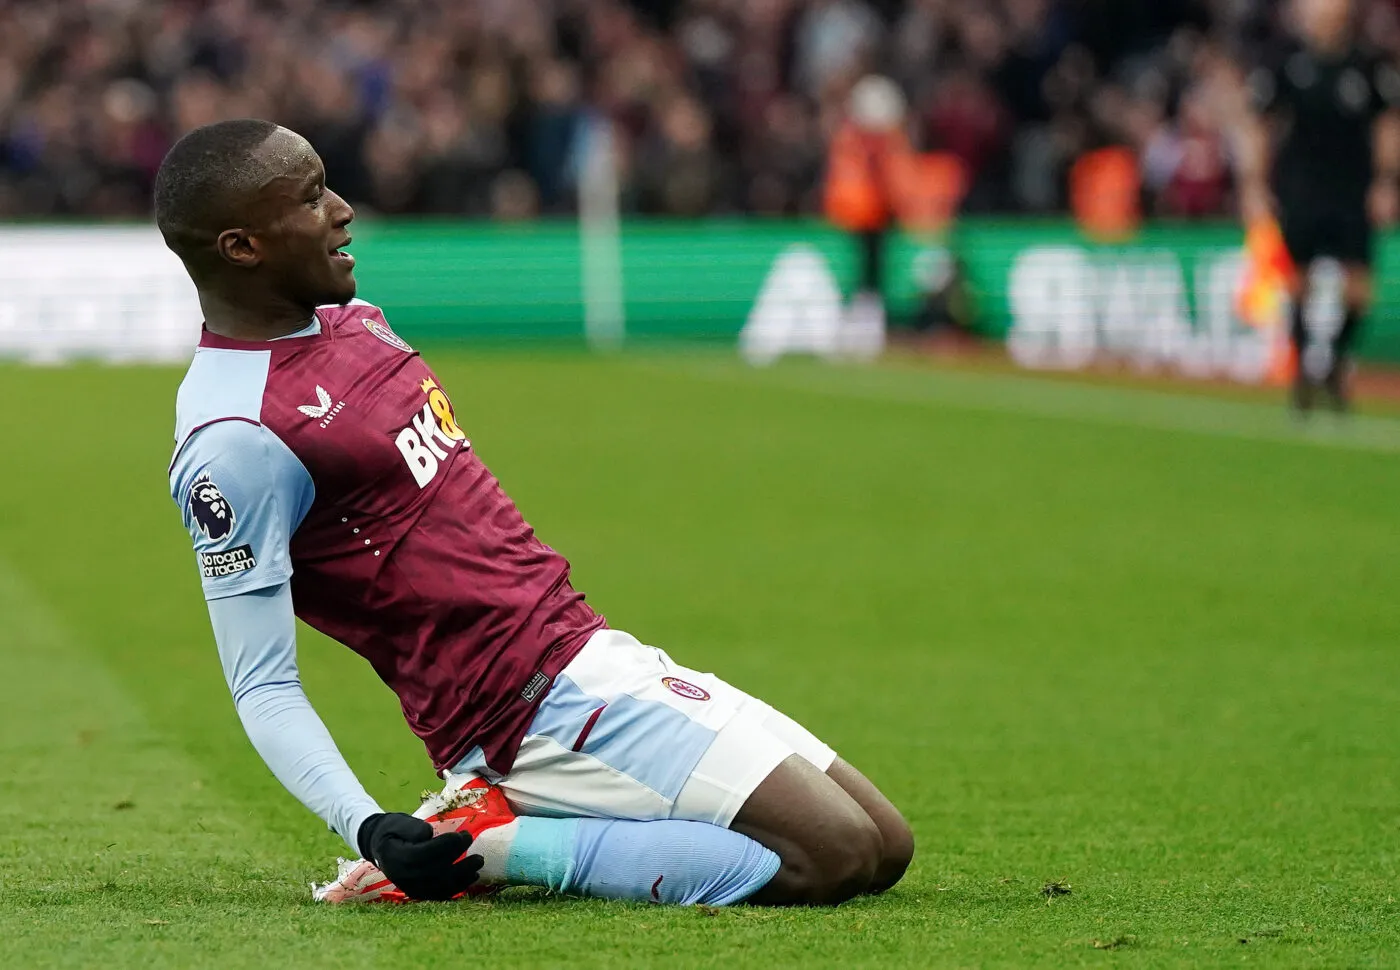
[215,228,260,269]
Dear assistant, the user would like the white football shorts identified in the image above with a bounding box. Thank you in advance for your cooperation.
[445,629,836,828]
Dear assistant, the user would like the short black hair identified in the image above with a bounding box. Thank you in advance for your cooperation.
[153,119,290,262]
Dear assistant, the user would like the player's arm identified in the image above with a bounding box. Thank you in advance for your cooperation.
[208,579,479,898]
[210,586,479,900]
[1236,63,1282,223]
[206,581,382,849]
[171,420,480,898]
[171,419,380,849]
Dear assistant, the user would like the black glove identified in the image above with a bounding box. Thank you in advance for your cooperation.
[356,812,484,901]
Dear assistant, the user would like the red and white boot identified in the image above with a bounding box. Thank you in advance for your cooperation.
[312,857,401,904]
[312,778,517,904]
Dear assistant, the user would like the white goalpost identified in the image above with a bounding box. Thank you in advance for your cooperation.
[578,118,626,350]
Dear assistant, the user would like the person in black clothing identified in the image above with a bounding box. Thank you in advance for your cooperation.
[1241,0,1400,412]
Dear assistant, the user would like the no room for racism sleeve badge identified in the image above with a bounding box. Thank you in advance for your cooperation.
[188,473,257,579]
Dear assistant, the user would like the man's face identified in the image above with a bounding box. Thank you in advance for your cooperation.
[1298,0,1351,48]
[243,129,357,308]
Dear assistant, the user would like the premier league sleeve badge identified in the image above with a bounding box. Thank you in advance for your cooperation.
[188,473,236,540]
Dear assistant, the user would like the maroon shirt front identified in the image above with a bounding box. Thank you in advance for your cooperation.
[196,303,606,774]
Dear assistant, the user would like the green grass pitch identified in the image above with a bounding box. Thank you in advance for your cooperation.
[2,351,1400,969]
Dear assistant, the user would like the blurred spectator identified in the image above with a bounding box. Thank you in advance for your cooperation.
[2,0,1399,220]
[635,94,733,214]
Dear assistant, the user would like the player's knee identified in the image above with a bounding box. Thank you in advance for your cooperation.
[777,812,881,905]
[1343,266,1374,309]
[826,813,883,902]
[868,814,915,894]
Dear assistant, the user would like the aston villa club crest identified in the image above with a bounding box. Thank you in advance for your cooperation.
[189,474,235,540]
[364,317,412,353]
[662,677,711,701]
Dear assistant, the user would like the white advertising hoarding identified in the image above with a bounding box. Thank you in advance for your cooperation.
[0,226,200,363]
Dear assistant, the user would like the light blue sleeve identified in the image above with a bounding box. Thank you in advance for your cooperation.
[208,583,383,851]
[169,420,313,600]
[172,420,380,850]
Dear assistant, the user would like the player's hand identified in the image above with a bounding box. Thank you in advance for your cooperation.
[1368,179,1400,228]
[356,812,483,900]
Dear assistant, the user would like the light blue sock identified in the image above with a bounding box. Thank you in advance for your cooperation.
[500,816,779,906]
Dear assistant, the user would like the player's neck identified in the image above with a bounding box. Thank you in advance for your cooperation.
[199,289,316,342]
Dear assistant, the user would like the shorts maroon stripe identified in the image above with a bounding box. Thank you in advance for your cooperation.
[572,704,607,752]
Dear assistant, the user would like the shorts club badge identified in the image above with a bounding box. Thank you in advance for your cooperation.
[662,676,710,701]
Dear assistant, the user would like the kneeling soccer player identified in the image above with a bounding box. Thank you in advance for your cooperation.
[158,120,913,906]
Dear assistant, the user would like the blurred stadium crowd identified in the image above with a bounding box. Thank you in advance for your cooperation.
[2,0,1400,220]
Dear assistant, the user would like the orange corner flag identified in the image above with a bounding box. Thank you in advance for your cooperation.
[1236,217,1297,329]
[1235,216,1299,385]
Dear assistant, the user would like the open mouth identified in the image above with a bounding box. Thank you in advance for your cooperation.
[330,238,354,266]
